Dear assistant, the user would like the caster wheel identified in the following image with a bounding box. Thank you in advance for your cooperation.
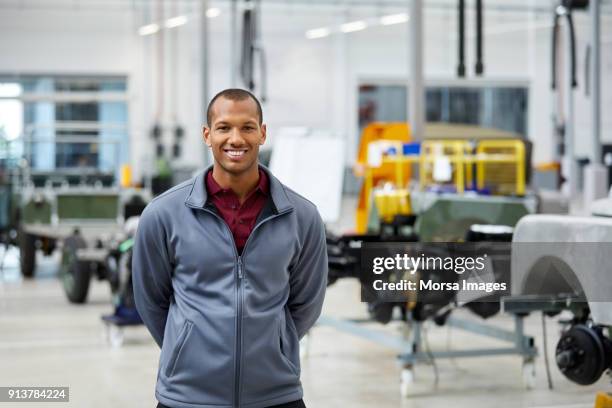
[108,325,124,348]
[522,360,536,389]
[400,367,415,398]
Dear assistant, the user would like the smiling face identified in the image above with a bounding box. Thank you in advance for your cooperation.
[203,96,266,177]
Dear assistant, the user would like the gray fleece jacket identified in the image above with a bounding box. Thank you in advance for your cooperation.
[132,165,327,408]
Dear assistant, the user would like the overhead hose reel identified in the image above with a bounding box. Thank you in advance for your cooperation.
[240,0,267,102]
[551,0,588,90]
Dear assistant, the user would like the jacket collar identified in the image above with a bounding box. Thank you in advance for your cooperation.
[184,164,294,213]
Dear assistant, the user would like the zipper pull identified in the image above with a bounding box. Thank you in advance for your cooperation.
[238,257,243,279]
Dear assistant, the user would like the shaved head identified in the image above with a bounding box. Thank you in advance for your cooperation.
[207,88,263,127]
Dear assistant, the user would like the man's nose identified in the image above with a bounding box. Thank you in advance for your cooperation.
[228,128,245,145]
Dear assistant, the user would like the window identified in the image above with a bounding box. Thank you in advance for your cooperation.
[0,75,128,176]
[358,82,529,138]
[54,101,100,168]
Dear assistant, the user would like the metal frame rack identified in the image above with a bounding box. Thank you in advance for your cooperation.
[317,311,537,396]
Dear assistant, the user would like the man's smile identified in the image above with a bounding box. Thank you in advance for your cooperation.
[224,148,248,159]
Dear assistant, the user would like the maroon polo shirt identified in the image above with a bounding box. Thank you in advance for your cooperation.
[205,169,269,254]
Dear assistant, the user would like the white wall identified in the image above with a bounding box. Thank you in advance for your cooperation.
[1,1,612,179]
[0,2,205,181]
[208,1,612,166]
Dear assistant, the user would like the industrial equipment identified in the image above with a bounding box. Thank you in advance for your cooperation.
[511,210,612,387]
[14,125,150,304]
[354,132,534,239]
[324,123,539,395]
[354,122,412,233]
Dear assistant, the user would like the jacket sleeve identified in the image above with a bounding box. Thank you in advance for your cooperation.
[132,206,173,348]
[288,210,328,339]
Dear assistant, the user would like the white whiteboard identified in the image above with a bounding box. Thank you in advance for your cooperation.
[269,132,344,223]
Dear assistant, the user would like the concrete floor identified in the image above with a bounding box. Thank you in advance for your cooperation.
[0,196,608,407]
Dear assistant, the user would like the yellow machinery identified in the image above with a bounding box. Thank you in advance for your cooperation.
[413,139,525,195]
[354,123,528,233]
[418,140,473,194]
[476,139,526,195]
[373,185,412,223]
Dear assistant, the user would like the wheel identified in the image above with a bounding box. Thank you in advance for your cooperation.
[522,360,536,390]
[19,230,36,278]
[61,235,91,304]
[400,367,415,397]
[556,324,608,385]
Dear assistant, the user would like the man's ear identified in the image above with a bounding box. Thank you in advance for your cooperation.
[260,124,267,146]
[203,126,212,147]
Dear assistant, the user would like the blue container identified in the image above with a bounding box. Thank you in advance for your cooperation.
[403,142,421,155]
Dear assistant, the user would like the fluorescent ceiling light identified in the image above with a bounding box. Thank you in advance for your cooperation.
[206,7,221,18]
[138,23,160,36]
[305,27,331,39]
[380,13,409,26]
[165,15,188,28]
[340,20,367,33]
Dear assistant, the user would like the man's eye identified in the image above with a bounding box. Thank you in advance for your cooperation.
[243,127,255,131]
[217,126,229,131]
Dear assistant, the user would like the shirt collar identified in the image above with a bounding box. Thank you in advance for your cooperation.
[205,167,269,198]
[185,164,293,213]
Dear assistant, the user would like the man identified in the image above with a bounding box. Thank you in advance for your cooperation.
[133,88,328,408]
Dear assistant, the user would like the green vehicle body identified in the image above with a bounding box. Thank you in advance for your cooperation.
[412,193,537,241]
[367,191,537,241]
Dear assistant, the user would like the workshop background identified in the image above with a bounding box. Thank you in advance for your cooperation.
[2,0,612,407]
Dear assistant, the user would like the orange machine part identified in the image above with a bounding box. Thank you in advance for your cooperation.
[355,122,411,233]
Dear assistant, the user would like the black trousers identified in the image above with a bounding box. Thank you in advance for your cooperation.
[157,400,305,408]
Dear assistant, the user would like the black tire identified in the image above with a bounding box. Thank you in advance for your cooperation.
[61,235,91,304]
[19,231,36,278]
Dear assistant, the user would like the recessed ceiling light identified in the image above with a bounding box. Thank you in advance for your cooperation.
[165,15,188,28]
[340,20,367,33]
[138,23,160,36]
[306,27,331,39]
[380,13,409,26]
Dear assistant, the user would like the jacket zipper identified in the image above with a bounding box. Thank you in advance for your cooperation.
[235,256,243,408]
[233,209,291,408]
[188,203,292,408]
